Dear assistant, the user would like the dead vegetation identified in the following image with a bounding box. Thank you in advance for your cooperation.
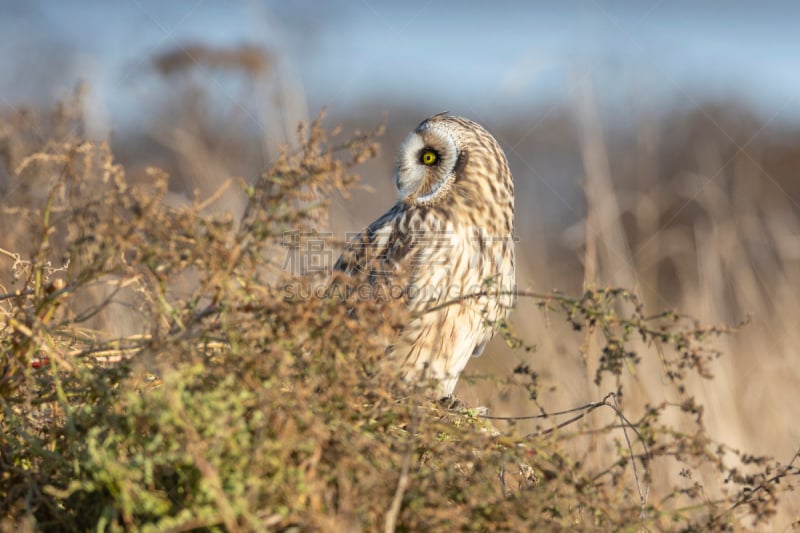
[1,89,798,531]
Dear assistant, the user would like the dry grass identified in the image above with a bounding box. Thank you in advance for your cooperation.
[451,87,800,530]
[1,74,799,530]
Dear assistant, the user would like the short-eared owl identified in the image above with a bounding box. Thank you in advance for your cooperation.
[333,113,515,396]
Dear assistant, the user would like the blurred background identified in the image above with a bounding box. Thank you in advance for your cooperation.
[2,0,799,524]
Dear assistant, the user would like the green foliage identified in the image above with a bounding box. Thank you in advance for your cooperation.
[0,100,797,532]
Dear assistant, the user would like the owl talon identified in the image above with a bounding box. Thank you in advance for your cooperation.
[439,395,464,410]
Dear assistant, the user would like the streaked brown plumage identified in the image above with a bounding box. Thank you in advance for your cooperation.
[333,113,515,396]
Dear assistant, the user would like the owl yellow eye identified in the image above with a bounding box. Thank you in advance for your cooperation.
[420,149,438,166]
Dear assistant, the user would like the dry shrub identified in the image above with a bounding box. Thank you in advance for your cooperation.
[0,96,797,532]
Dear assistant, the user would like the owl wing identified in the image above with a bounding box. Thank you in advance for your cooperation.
[471,339,489,357]
[332,202,415,286]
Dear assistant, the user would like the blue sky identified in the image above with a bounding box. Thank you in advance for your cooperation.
[2,1,799,130]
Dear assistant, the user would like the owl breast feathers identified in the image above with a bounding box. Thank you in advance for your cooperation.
[333,113,515,396]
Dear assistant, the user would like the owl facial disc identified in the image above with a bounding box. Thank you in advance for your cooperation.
[393,121,460,205]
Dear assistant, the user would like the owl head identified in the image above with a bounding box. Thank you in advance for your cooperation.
[393,113,511,208]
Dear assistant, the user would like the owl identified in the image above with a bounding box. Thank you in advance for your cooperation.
[333,113,515,397]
